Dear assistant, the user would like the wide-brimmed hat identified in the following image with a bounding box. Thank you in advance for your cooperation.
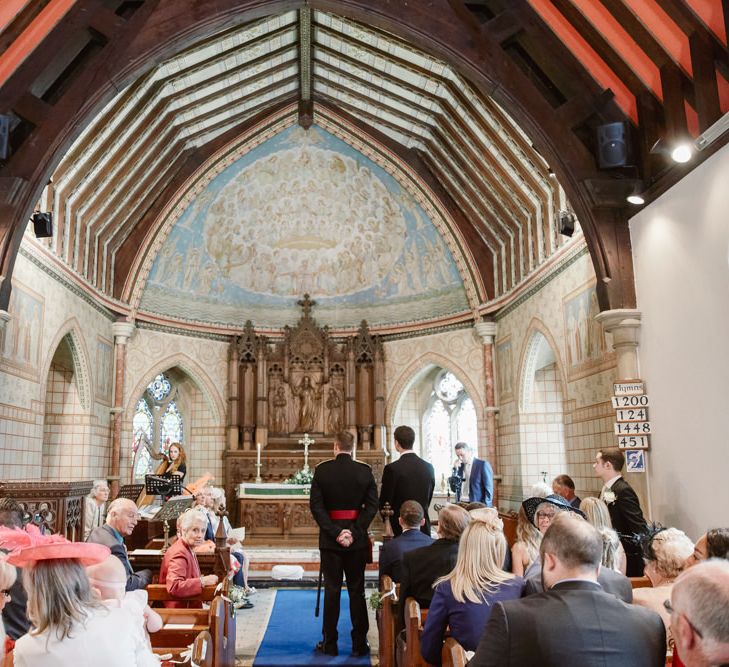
[522,494,585,527]
[0,525,110,568]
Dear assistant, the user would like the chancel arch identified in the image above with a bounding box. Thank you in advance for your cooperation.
[516,322,569,496]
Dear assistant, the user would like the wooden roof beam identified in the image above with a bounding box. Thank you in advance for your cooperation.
[689,29,723,129]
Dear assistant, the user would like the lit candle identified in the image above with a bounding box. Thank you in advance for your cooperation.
[256,442,261,468]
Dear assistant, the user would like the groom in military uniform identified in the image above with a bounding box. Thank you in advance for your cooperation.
[310,431,378,657]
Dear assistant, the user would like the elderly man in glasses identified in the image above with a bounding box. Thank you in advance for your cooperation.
[668,559,729,667]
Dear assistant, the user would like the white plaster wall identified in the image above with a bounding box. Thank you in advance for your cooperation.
[629,141,729,539]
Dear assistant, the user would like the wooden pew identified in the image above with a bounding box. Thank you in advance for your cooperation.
[630,576,652,589]
[146,583,218,606]
[499,511,518,548]
[377,575,399,667]
[442,637,468,667]
[193,630,214,667]
[402,597,428,667]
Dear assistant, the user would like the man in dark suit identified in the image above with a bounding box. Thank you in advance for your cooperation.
[399,504,470,610]
[594,447,648,576]
[87,497,152,591]
[551,474,581,509]
[310,431,378,657]
[451,442,493,506]
[379,425,435,537]
[378,500,434,583]
[468,514,666,667]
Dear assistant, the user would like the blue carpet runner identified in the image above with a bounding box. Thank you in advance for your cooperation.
[253,589,372,666]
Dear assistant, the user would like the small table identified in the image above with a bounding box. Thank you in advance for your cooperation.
[237,483,318,546]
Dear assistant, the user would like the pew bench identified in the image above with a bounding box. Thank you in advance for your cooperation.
[146,583,219,606]
[377,575,400,667]
[402,596,429,667]
[630,575,652,588]
[442,637,468,667]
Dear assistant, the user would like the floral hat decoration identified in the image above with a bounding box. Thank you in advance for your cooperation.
[0,524,110,568]
[522,493,586,527]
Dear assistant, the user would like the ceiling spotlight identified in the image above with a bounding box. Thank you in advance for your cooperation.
[626,193,645,206]
[670,142,693,163]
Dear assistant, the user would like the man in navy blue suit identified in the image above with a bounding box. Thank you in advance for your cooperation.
[378,500,434,582]
[451,442,493,506]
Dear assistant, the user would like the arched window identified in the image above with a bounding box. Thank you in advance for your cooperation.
[424,371,478,487]
[132,373,184,481]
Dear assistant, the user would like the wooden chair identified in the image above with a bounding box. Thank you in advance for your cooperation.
[403,597,429,667]
[377,575,400,667]
[442,637,468,667]
[630,576,653,589]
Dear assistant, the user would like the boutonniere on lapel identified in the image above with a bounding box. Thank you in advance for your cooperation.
[603,490,617,505]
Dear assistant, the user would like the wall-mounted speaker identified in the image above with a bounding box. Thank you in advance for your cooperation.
[559,211,576,237]
[32,212,53,238]
[597,121,629,168]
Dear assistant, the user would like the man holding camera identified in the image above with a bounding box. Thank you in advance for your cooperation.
[448,442,493,506]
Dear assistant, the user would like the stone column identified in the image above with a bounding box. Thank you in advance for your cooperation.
[0,310,10,333]
[595,309,651,517]
[474,321,499,506]
[110,320,135,498]
[227,340,240,450]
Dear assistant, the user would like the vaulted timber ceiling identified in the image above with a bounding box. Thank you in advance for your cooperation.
[0,0,728,328]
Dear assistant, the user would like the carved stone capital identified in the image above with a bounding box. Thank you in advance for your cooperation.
[474,321,497,345]
[595,309,642,379]
[112,320,136,345]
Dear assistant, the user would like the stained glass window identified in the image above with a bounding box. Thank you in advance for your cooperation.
[436,371,463,403]
[456,398,477,445]
[131,372,183,481]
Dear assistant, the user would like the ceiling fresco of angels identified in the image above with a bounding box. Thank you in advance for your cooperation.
[140,124,469,328]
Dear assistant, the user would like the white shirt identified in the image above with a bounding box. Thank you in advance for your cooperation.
[462,461,472,501]
[600,474,623,500]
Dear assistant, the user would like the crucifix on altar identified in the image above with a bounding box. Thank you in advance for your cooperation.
[299,433,314,472]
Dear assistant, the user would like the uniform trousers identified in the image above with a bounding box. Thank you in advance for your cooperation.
[321,547,369,648]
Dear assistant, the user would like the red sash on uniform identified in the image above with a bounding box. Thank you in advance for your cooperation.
[328,510,359,520]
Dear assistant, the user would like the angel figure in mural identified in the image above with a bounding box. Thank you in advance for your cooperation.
[271,385,288,434]
[292,375,321,432]
[326,387,344,434]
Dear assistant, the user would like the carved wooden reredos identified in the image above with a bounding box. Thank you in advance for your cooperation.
[228,294,386,456]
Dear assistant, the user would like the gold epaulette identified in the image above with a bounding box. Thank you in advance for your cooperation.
[353,459,371,468]
[316,458,335,467]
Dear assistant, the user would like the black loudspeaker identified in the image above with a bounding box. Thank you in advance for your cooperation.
[597,121,629,168]
[32,212,53,238]
[0,114,9,161]
[559,211,575,237]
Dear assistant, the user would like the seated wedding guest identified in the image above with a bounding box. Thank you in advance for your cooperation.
[379,500,434,583]
[551,474,581,508]
[686,528,729,568]
[1,555,16,660]
[400,504,470,610]
[0,524,159,667]
[163,443,187,482]
[192,485,216,541]
[633,526,694,653]
[87,498,152,591]
[467,514,666,667]
[87,555,163,636]
[0,498,30,645]
[520,495,632,602]
[670,559,729,667]
[160,508,218,608]
[83,480,110,541]
[420,510,524,665]
[580,496,626,574]
[510,506,541,577]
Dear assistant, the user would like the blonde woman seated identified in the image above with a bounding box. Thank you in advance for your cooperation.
[580,496,627,574]
[0,524,158,667]
[420,509,525,665]
[160,509,218,609]
[633,526,694,651]
[510,505,542,576]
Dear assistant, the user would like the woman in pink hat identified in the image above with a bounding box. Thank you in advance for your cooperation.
[0,525,159,666]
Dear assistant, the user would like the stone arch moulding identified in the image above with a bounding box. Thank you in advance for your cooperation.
[0,0,635,317]
[123,352,225,427]
[516,317,569,414]
[38,317,94,412]
[385,351,485,430]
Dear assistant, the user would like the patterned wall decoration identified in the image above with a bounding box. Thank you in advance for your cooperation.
[562,281,615,380]
[495,335,514,404]
[0,281,44,380]
[96,337,113,405]
[139,124,469,328]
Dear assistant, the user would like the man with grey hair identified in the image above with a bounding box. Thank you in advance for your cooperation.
[670,559,729,667]
[87,497,152,591]
[468,514,665,666]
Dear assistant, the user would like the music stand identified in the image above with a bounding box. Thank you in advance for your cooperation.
[153,496,194,552]
[117,483,145,503]
[144,474,182,499]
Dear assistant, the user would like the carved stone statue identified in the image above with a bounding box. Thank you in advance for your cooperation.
[292,375,320,432]
[270,385,288,434]
[326,387,343,434]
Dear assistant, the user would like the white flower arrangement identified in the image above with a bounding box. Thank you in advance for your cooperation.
[285,468,314,486]
[603,489,617,505]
